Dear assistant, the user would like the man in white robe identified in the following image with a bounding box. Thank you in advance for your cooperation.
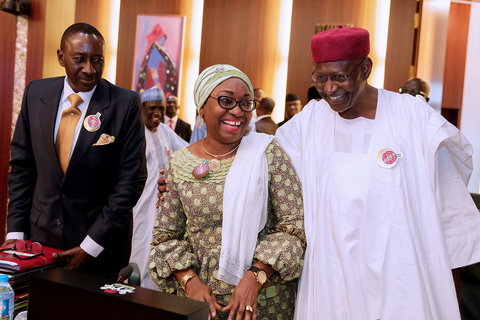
[276,26,480,320]
[130,87,187,289]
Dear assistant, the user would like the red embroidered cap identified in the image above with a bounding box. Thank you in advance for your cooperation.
[311,26,370,63]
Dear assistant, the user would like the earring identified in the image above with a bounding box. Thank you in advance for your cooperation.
[196,115,204,129]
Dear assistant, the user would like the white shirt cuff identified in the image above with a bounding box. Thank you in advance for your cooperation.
[6,232,24,240]
[80,236,104,258]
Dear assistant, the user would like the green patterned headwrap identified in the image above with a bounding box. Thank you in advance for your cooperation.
[193,64,254,111]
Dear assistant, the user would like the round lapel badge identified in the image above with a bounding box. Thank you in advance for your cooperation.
[84,113,101,132]
[377,148,403,168]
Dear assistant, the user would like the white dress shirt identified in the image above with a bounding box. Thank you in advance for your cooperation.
[164,115,178,130]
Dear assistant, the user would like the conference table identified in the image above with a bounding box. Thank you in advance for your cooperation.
[27,268,209,320]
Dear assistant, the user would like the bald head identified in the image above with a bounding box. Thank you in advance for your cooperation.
[400,78,430,102]
[257,97,275,116]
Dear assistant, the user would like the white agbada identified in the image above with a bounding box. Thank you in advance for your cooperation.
[130,123,187,290]
[276,89,480,320]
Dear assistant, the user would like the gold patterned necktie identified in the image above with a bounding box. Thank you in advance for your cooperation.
[55,93,83,173]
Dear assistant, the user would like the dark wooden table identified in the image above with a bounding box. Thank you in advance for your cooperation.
[27,268,209,320]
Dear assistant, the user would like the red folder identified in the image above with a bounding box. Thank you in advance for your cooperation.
[0,244,64,272]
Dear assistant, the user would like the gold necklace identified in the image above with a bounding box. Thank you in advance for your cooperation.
[202,139,240,158]
[197,139,240,174]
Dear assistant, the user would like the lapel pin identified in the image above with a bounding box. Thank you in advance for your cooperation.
[84,112,102,132]
[377,148,403,168]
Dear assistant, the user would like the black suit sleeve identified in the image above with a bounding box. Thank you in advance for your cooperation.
[184,122,192,143]
[7,81,37,235]
[87,92,147,245]
[175,119,191,142]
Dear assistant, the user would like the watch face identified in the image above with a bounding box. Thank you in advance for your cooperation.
[257,270,267,284]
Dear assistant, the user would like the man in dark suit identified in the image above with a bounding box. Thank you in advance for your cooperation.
[164,95,192,142]
[278,93,302,127]
[5,23,146,278]
[255,97,278,135]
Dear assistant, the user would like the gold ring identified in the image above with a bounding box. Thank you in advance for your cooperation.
[245,305,253,312]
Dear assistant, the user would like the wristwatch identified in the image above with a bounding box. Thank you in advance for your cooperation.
[180,273,196,291]
[248,266,267,285]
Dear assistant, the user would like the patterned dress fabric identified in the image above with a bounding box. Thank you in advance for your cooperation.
[149,140,305,319]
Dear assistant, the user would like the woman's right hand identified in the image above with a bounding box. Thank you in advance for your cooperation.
[185,277,222,318]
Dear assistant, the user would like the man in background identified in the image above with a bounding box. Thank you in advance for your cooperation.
[255,97,278,135]
[5,23,146,278]
[278,93,302,127]
[164,95,192,142]
[399,77,430,102]
[130,87,187,289]
[254,88,265,106]
[307,85,322,102]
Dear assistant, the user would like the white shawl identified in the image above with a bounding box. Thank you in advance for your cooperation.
[218,132,274,285]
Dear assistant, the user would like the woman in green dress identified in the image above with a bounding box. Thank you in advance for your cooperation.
[149,64,305,320]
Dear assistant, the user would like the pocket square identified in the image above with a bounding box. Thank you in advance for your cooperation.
[93,133,115,146]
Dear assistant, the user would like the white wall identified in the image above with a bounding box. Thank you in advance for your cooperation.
[460,3,480,192]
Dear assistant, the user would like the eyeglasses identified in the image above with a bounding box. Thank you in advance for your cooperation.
[208,96,256,112]
[311,58,366,84]
[0,240,44,260]
[398,87,428,99]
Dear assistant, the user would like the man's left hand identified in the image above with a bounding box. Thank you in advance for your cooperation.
[1,239,17,247]
[53,246,91,270]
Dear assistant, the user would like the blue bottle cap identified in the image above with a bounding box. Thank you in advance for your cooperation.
[0,274,9,282]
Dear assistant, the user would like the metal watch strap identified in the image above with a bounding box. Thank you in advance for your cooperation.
[180,273,196,291]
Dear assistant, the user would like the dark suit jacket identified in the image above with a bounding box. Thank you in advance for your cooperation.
[7,77,147,278]
[255,116,278,135]
[174,118,192,142]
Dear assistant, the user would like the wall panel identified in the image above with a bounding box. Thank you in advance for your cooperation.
[441,2,470,127]
[384,0,418,91]
[0,11,17,239]
[41,0,76,78]
[26,0,47,83]
[200,0,282,99]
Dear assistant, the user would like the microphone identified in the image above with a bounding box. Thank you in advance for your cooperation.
[116,265,133,283]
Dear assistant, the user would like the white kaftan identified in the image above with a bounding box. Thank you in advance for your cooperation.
[276,89,480,319]
[130,123,187,289]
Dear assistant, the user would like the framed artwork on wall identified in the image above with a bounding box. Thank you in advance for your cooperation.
[132,14,185,97]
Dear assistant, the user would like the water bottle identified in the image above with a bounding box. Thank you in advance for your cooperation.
[0,274,14,320]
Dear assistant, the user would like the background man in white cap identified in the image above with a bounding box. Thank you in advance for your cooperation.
[276,26,480,319]
[130,86,187,290]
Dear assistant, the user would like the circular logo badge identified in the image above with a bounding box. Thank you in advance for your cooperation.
[192,161,210,179]
[377,148,402,168]
[84,115,101,132]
